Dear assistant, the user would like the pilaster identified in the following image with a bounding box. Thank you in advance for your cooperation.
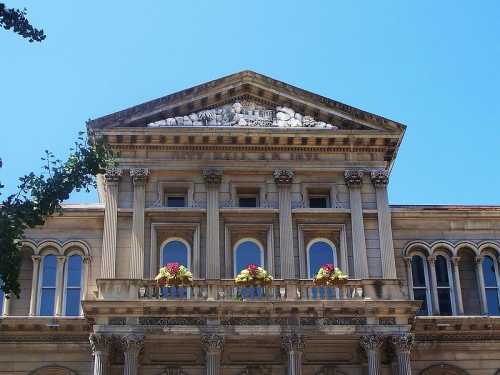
[360,335,383,375]
[370,170,396,279]
[130,168,149,279]
[281,333,304,375]
[427,256,440,315]
[475,256,488,314]
[344,170,368,278]
[101,168,121,278]
[122,334,144,375]
[203,169,223,279]
[274,169,295,279]
[54,255,66,316]
[392,334,413,375]
[29,255,41,316]
[201,334,224,375]
[90,333,111,375]
[451,256,464,315]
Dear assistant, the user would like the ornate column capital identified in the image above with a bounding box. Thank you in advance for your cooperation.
[427,256,436,265]
[281,333,305,352]
[31,255,41,264]
[104,167,122,183]
[391,333,414,353]
[122,333,144,353]
[403,256,412,266]
[56,255,66,264]
[451,256,461,266]
[360,335,384,351]
[344,170,363,186]
[130,168,150,184]
[475,256,484,265]
[370,170,389,187]
[202,168,223,185]
[201,333,224,353]
[89,333,112,354]
[273,169,295,185]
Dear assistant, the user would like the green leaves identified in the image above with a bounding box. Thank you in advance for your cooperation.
[0,3,46,42]
[0,132,112,296]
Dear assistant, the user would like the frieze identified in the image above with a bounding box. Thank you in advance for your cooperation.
[323,317,367,325]
[379,317,396,326]
[0,335,88,343]
[148,100,339,129]
[138,317,207,326]
[220,317,288,326]
[109,317,127,325]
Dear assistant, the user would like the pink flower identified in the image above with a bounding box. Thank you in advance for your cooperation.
[166,262,180,275]
[247,264,258,276]
[322,264,335,273]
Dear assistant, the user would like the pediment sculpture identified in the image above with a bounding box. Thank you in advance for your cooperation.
[148,100,338,129]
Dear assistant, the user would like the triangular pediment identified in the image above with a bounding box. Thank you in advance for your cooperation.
[87,70,405,134]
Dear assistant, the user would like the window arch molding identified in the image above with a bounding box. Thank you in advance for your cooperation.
[478,242,500,257]
[455,241,479,257]
[233,238,265,276]
[306,238,337,278]
[28,365,79,375]
[404,241,431,258]
[159,237,192,269]
[430,241,455,257]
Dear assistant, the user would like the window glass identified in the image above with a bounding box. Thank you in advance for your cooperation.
[486,289,500,315]
[411,256,426,287]
[239,196,257,208]
[483,256,497,287]
[235,241,262,275]
[65,255,82,316]
[167,196,186,208]
[0,280,4,315]
[66,255,82,287]
[308,241,335,278]
[309,196,329,208]
[437,288,453,315]
[40,255,57,316]
[435,255,450,286]
[162,240,188,267]
[413,288,428,315]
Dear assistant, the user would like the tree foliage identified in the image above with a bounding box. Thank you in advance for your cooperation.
[0,132,112,296]
[0,2,46,42]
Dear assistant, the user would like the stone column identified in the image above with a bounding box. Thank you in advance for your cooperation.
[274,169,295,279]
[81,256,91,312]
[54,255,66,316]
[122,334,144,375]
[101,168,121,278]
[201,334,224,375]
[475,256,488,314]
[404,257,414,299]
[281,333,304,375]
[29,255,41,316]
[344,170,369,278]
[392,334,414,375]
[2,294,11,316]
[427,256,440,315]
[90,334,111,375]
[371,170,397,279]
[129,168,149,279]
[360,335,383,375]
[203,169,223,279]
[451,256,464,315]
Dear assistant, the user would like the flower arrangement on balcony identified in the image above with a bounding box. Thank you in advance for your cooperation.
[234,264,273,287]
[155,262,193,287]
[313,264,348,286]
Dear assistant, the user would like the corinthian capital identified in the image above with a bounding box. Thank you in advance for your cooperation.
[89,333,112,354]
[273,168,294,185]
[281,333,304,352]
[122,334,144,354]
[201,334,224,353]
[202,168,223,185]
[370,169,389,187]
[344,170,363,186]
[130,168,150,184]
[360,334,384,351]
[104,167,122,183]
[391,333,414,353]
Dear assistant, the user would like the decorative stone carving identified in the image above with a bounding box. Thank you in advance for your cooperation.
[89,333,111,354]
[122,334,144,352]
[202,168,223,185]
[344,170,363,186]
[370,170,389,187]
[104,167,122,183]
[360,335,384,351]
[147,101,338,129]
[281,333,305,352]
[201,334,224,353]
[130,168,150,183]
[392,333,414,352]
[273,169,294,185]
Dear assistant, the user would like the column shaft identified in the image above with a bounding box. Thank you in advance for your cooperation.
[392,334,413,375]
[54,256,66,316]
[2,294,10,316]
[278,184,294,278]
[101,169,121,278]
[90,334,111,375]
[123,334,144,375]
[206,186,220,279]
[202,334,224,375]
[281,333,304,375]
[129,168,149,279]
[404,257,414,299]
[360,335,383,375]
[29,255,41,316]
[475,256,488,314]
[451,257,464,315]
[427,257,440,315]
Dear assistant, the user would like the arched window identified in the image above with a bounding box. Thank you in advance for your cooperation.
[435,255,454,315]
[234,239,264,276]
[411,255,431,315]
[64,254,83,316]
[307,239,336,278]
[482,255,500,315]
[161,239,190,268]
[39,254,57,316]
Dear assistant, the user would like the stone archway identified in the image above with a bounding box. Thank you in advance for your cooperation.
[419,364,469,375]
[29,366,78,375]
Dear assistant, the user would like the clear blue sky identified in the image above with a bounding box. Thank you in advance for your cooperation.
[1,1,499,205]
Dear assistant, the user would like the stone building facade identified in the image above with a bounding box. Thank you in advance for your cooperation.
[1,71,499,375]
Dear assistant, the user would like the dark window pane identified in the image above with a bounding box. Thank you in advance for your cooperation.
[309,197,328,208]
[411,256,426,287]
[239,197,257,207]
[309,241,335,277]
[413,288,428,315]
[40,288,55,316]
[42,255,57,287]
[486,289,500,315]
[438,288,453,315]
[167,196,185,207]
[67,255,82,287]
[65,288,81,316]
[435,255,450,286]
[162,240,188,267]
[0,281,3,315]
[483,256,497,287]
[235,241,262,275]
